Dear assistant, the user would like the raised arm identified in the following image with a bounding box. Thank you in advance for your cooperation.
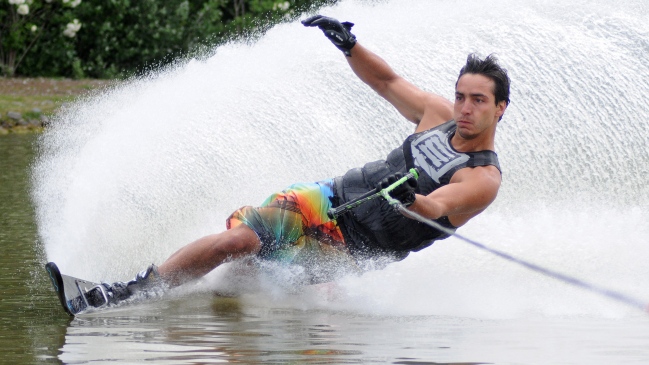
[346,43,452,130]
[302,15,452,131]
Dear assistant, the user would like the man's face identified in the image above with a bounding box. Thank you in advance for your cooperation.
[454,73,507,140]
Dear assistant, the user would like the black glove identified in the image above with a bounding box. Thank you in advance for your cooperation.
[301,15,357,56]
[377,172,418,207]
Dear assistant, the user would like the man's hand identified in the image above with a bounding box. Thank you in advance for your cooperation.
[377,172,418,207]
[302,15,357,56]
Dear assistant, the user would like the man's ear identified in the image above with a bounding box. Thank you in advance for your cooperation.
[495,100,507,119]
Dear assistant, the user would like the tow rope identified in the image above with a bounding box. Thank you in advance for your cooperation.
[392,202,649,313]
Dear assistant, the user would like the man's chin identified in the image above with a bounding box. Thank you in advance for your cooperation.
[456,128,478,140]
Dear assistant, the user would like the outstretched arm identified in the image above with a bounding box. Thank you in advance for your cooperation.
[303,15,452,131]
[346,43,452,130]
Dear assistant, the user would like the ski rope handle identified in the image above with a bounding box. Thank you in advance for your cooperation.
[327,168,419,219]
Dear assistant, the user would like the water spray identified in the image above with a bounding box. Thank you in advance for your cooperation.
[393,202,649,314]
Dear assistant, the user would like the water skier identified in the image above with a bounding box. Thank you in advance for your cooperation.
[98,15,510,304]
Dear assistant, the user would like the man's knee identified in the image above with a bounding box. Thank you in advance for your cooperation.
[221,224,261,257]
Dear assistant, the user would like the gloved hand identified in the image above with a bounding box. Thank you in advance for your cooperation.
[377,172,418,207]
[301,15,357,56]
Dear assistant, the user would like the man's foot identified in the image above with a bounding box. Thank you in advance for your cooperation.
[85,264,163,308]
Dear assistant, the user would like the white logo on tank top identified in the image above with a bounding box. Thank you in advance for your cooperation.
[411,129,469,183]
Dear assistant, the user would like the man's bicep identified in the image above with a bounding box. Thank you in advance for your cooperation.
[379,77,436,123]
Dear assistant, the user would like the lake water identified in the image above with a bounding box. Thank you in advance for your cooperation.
[3,0,649,363]
[0,159,648,364]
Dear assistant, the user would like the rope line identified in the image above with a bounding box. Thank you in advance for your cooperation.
[393,204,649,313]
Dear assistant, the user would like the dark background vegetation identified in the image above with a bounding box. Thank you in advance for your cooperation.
[1,0,336,79]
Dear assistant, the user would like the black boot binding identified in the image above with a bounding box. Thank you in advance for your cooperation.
[85,264,163,308]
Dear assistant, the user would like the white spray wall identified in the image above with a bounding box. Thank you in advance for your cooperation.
[33,0,649,317]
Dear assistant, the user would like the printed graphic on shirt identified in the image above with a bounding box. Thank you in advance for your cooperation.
[410,129,469,183]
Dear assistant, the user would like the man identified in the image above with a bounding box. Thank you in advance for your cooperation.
[99,15,510,304]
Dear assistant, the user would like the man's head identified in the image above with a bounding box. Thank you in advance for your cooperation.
[456,54,510,120]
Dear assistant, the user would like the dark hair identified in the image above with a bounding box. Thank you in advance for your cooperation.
[457,53,511,107]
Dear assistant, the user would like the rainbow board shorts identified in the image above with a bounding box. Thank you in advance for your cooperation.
[226,179,360,283]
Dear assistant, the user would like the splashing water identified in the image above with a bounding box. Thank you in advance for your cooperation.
[32,0,649,318]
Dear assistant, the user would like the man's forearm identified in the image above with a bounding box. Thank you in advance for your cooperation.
[408,194,445,221]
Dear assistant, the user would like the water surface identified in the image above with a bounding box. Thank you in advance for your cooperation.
[0,134,68,365]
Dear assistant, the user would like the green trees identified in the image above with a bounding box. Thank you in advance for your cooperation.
[1,0,335,78]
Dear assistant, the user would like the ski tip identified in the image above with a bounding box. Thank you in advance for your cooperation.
[44,262,60,288]
[44,262,75,317]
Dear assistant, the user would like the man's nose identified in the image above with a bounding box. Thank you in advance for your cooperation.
[461,101,472,115]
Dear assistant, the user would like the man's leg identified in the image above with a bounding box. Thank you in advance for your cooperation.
[158,224,261,287]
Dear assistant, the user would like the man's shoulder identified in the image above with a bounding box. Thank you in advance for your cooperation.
[413,95,453,133]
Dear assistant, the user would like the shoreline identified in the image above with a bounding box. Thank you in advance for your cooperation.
[0,124,45,135]
[0,77,115,135]
[0,112,48,135]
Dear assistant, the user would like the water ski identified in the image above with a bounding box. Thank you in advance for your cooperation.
[45,262,111,316]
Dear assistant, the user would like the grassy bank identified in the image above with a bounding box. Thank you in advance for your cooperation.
[0,78,115,134]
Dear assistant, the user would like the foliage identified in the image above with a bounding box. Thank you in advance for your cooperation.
[2,0,337,78]
[1,0,83,77]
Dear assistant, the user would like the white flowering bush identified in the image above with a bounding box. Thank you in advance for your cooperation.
[62,18,80,37]
[1,0,83,76]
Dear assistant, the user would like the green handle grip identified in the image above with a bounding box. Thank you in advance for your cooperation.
[380,168,419,205]
[327,168,419,219]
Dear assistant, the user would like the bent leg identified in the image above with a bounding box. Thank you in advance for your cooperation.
[157,224,261,287]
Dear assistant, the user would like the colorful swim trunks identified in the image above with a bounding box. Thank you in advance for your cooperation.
[226,179,359,283]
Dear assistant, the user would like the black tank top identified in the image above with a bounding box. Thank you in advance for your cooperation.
[334,120,500,261]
